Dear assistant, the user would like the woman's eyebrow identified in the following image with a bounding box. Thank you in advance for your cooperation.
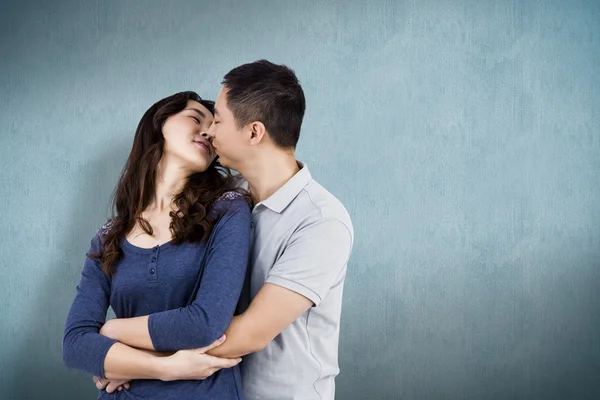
[185,108,207,119]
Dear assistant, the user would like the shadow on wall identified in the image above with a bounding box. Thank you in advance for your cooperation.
[9,136,130,400]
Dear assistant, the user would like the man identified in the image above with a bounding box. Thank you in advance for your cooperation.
[93,60,353,399]
[202,59,354,399]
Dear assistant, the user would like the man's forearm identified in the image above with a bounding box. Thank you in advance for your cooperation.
[206,315,265,358]
[103,342,173,380]
[207,283,314,358]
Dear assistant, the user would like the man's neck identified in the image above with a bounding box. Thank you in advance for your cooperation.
[241,150,300,204]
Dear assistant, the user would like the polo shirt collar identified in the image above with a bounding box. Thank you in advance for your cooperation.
[259,161,312,214]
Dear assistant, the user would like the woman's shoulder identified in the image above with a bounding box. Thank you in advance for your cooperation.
[85,219,114,255]
[216,191,245,202]
[98,219,115,237]
[90,218,116,249]
[211,191,251,218]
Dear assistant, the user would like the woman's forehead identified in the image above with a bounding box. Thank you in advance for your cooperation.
[185,100,213,118]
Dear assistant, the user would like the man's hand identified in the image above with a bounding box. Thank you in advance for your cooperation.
[93,376,130,393]
[161,335,242,381]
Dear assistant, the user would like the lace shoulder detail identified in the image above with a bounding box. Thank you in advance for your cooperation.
[217,191,243,201]
[98,219,115,237]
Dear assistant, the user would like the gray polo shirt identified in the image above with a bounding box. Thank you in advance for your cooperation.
[237,162,354,400]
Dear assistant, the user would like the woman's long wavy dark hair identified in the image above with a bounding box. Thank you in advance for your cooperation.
[91,91,250,276]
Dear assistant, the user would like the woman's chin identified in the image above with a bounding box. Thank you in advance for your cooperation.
[185,159,210,174]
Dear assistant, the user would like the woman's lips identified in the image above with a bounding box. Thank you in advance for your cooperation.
[193,140,211,154]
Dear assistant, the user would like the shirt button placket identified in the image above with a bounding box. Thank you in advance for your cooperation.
[250,214,257,242]
[149,247,158,282]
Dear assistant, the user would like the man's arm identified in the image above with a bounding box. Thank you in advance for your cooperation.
[208,283,313,357]
[208,218,353,358]
[100,282,311,360]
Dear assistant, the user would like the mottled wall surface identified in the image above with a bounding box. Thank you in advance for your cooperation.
[1,1,599,399]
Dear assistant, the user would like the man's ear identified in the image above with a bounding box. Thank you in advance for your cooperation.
[248,121,267,145]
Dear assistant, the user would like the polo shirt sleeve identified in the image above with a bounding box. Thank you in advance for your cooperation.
[266,218,353,306]
[62,232,118,379]
[148,197,251,351]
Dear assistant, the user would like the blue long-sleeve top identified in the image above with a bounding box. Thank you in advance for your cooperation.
[63,193,251,400]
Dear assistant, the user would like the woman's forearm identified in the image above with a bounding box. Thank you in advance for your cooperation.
[100,316,155,350]
[103,338,240,382]
[103,342,173,380]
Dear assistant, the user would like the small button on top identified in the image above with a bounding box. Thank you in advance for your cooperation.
[151,257,157,262]
[150,268,156,275]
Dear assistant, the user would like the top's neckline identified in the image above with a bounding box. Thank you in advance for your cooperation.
[120,237,174,254]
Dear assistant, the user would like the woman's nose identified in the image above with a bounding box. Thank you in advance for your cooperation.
[201,131,214,142]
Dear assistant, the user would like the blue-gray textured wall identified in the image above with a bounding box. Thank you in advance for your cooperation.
[1,1,599,399]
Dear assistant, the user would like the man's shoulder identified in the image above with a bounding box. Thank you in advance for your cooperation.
[296,179,353,235]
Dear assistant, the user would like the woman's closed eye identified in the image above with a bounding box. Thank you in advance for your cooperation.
[190,116,200,124]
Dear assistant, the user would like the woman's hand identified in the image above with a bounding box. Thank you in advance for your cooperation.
[93,376,130,393]
[161,335,242,381]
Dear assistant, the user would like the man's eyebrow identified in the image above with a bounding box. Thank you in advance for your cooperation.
[186,108,207,119]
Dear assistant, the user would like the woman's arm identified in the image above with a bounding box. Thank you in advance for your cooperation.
[62,232,120,378]
[99,196,251,352]
[103,336,240,381]
[62,232,176,380]
[63,231,237,381]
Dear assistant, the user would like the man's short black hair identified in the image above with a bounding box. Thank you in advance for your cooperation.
[222,59,306,149]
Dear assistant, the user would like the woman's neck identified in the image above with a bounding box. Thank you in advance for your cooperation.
[150,156,189,212]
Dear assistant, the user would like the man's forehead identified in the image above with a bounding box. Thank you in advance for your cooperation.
[216,88,229,102]
[215,88,230,114]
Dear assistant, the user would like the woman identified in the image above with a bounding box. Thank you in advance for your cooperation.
[63,91,251,399]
